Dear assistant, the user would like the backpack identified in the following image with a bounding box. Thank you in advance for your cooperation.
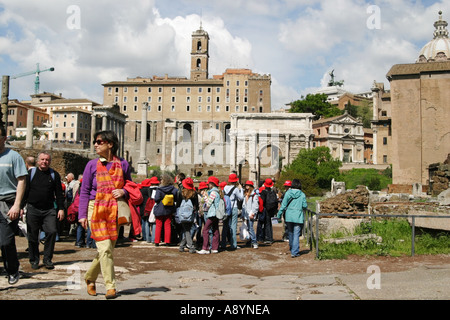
[214,191,226,220]
[30,167,55,181]
[250,194,265,222]
[161,193,174,206]
[265,189,278,212]
[143,188,156,217]
[67,188,80,224]
[223,190,233,217]
[175,199,194,223]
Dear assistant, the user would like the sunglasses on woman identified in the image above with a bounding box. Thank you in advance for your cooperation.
[93,139,107,145]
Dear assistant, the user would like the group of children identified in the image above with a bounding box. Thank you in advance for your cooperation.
[136,173,292,255]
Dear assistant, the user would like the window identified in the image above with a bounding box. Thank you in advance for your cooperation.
[226,105,230,112]
[216,106,220,112]
[236,81,240,86]
[383,155,388,163]
[172,87,176,93]
[158,105,162,112]
[134,97,138,102]
[187,88,191,94]
[186,105,190,112]
[134,87,138,93]
[171,105,175,112]
[124,87,128,93]
[383,137,387,145]
[123,105,127,112]
[158,87,162,93]
[134,105,138,112]
[148,87,152,93]
[207,106,211,112]
[123,97,127,103]
[198,105,202,112]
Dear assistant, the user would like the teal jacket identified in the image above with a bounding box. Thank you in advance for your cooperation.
[277,188,307,224]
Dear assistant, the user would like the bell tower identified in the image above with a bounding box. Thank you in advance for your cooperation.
[190,24,209,80]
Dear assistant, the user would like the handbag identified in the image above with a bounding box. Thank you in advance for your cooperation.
[149,206,156,223]
[240,221,250,240]
[117,198,131,226]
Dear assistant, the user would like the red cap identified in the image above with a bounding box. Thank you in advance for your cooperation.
[207,176,219,187]
[219,181,227,190]
[244,180,254,187]
[228,173,239,183]
[182,177,195,190]
[284,180,292,187]
[198,181,208,190]
[263,178,274,188]
[149,176,160,185]
[141,178,152,187]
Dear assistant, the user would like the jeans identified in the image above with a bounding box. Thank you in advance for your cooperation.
[286,222,303,257]
[141,218,150,242]
[179,222,194,250]
[247,218,257,245]
[229,207,239,249]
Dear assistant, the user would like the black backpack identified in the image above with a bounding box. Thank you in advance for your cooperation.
[265,189,278,212]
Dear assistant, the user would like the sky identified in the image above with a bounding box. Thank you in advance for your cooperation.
[0,0,448,110]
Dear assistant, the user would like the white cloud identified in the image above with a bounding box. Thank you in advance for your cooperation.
[0,0,448,109]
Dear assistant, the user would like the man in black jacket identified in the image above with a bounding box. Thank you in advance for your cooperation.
[24,152,65,270]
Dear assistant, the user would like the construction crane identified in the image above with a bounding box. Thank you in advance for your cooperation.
[11,63,55,94]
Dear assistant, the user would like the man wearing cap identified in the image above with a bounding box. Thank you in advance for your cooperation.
[222,173,244,250]
[197,176,221,254]
[258,178,278,245]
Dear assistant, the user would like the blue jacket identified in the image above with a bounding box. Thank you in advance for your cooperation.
[205,187,220,219]
[277,188,307,224]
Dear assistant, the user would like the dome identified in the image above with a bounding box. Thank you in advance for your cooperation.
[417,11,450,63]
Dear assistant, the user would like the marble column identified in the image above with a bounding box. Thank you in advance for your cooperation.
[137,103,149,176]
[25,109,34,148]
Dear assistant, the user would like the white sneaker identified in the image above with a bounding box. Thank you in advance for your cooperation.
[252,244,258,249]
[197,249,210,254]
[211,250,219,254]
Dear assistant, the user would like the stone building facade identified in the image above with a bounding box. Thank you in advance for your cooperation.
[312,112,365,163]
[101,26,272,178]
[386,12,450,185]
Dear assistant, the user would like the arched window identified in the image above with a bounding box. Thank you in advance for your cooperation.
[196,58,201,68]
[183,123,192,142]
[197,41,202,51]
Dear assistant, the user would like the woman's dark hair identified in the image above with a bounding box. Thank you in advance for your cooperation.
[291,179,302,190]
[94,130,119,156]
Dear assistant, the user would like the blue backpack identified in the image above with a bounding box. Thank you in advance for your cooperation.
[175,199,194,223]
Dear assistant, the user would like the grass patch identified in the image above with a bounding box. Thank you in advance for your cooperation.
[317,218,450,260]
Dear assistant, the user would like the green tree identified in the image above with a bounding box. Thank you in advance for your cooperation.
[282,146,342,189]
[289,93,342,120]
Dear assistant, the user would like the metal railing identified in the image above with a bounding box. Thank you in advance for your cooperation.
[302,209,450,259]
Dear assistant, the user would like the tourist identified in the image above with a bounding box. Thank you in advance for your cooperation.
[153,174,178,246]
[197,176,221,254]
[222,173,244,250]
[242,180,259,249]
[277,179,307,258]
[25,151,65,270]
[177,177,198,253]
[0,126,27,285]
[257,178,278,245]
[78,130,132,299]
